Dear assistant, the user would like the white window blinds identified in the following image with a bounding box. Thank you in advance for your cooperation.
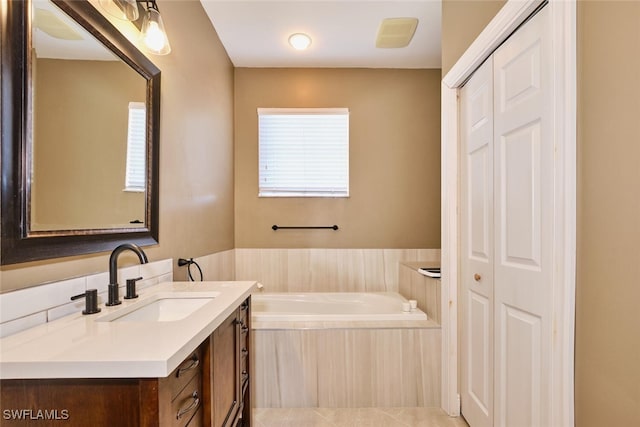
[258,108,349,197]
[125,102,146,192]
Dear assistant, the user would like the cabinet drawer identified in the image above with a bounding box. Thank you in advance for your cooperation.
[173,373,202,427]
[164,346,203,400]
[186,407,202,427]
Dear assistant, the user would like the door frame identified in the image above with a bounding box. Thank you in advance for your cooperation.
[440,1,576,426]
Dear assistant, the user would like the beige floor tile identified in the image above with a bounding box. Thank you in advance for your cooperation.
[351,408,411,426]
[380,407,469,427]
[254,407,468,427]
[313,408,376,427]
[254,408,335,427]
[253,408,292,425]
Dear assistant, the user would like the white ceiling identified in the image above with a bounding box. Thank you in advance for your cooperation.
[199,1,442,69]
[34,0,118,61]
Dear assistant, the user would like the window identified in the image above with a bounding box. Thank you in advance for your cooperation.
[124,102,146,192]
[258,108,349,197]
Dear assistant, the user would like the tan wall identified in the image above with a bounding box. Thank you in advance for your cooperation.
[234,68,441,249]
[575,2,640,425]
[32,58,145,229]
[443,1,640,425]
[441,0,506,76]
[0,0,235,291]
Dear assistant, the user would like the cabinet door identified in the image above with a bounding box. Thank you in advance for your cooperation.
[211,309,241,427]
[0,378,155,427]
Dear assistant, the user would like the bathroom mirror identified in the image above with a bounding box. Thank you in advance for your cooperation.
[1,0,160,265]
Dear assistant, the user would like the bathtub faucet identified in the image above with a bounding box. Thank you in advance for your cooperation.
[107,243,148,306]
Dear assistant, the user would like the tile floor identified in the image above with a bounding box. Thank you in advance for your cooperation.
[253,407,469,427]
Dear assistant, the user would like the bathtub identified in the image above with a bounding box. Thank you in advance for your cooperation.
[251,292,427,321]
[251,292,440,408]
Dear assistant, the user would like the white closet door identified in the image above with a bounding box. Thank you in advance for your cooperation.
[492,6,552,427]
[460,59,494,427]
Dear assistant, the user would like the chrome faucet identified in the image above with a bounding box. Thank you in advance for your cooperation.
[107,243,148,306]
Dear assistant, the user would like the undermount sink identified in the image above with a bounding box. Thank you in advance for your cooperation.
[97,292,220,322]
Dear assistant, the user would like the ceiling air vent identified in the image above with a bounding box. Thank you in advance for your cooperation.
[34,8,83,40]
[375,17,418,48]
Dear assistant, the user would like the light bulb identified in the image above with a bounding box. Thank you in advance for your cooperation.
[140,7,171,55]
[144,21,166,52]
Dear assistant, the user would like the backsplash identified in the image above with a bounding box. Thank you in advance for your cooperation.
[235,248,440,292]
[0,258,173,338]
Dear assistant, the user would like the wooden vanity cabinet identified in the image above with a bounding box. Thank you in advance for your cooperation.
[0,297,252,427]
[204,297,251,427]
[0,341,205,427]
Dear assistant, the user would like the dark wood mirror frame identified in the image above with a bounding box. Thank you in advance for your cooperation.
[1,0,160,265]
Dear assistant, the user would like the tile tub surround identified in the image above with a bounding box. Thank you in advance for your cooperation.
[236,248,440,293]
[189,249,236,281]
[398,262,441,324]
[0,258,173,338]
[253,326,441,408]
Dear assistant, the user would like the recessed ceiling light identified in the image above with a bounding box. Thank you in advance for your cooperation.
[288,33,312,51]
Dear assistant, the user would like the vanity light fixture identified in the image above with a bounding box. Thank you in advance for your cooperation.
[139,0,171,55]
[98,0,139,21]
[288,33,312,51]
[98,0,171,55]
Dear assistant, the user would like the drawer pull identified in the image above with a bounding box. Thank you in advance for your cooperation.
[242,348,248,355]
[240,301,249,311]
[176,354,199,378]
[176,391,200,420]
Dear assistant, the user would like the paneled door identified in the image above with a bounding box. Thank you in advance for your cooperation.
[460,58,494,427]
[460,6,552,427]
[492,6,552,427]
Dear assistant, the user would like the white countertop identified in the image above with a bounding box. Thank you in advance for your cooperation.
[0,281,257,379]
